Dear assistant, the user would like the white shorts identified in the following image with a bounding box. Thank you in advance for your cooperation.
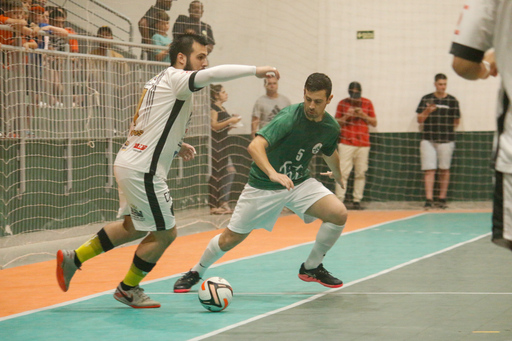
[227,178,332,234]
[115,166,175,232]
[420,140,455,170]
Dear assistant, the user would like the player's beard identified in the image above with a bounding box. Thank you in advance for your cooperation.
[184,59,193,71]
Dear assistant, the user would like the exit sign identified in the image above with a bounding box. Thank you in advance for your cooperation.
[357,31,375,40]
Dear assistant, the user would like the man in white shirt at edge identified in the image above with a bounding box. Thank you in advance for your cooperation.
[56,34,280,308]
[450,0,511,251]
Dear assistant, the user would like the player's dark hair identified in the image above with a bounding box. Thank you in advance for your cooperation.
[210,84,223,103]
[169,33,208,66]
[435,73,447,82]
[304,73,332,98]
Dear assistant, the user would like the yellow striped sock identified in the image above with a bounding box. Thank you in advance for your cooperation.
[122,263,148,287]
[75,235,104,264]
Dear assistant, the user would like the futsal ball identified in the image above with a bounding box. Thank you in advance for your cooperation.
[198,277,233,312]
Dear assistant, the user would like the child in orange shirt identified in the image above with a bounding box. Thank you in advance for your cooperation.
[0,0,36,48]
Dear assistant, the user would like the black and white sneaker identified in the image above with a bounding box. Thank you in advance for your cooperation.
[173,270,201,293]
[298,263,343,288]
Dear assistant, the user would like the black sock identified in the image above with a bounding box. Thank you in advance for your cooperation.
[120,282,134,291]
[73,253,82,268]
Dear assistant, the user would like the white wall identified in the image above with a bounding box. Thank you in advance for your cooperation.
[99,0,499,133]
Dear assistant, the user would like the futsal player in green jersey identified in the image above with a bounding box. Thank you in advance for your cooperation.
[174,73,348,292]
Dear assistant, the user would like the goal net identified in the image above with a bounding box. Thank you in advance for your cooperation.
[0,0,497,268]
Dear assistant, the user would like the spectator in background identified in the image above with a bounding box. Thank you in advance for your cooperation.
[251,75,291,139]
[138,0,172,60]
[416,73,461,210]
[0,0,36,46]
[26,4,69,109]
[90,25,124,58]
[151,9,171,63]
[28,4,68,49]
[88,26,128,113]
[209,84,242,215]
[44,7,80,106]
[20,0,28,20]
[0,0,36,48]
[47,7,77,52]
[172,1,214,53]
[334,82,377,210]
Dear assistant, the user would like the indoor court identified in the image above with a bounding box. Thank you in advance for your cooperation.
[2,209,511,341]
[1,0,510,340]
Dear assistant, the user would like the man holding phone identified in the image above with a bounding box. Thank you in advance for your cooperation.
[416,73,461,209]
[334,81,377,210]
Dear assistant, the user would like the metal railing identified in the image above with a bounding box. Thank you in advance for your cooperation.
[47,0,134,48]
[0,38,210,195]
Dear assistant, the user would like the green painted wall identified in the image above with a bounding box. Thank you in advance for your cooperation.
[0,132,494,236]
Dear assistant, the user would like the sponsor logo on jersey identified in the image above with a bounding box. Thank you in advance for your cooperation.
[279,161,304,180]
[312,143,323,154]
[164,191,171,202]
[130,205,144,221]
[133,143,148,152]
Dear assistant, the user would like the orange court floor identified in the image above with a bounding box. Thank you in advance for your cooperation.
[0,209,487,318]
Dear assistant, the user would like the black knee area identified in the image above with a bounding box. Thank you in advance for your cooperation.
[133,254,156,273]
[97,228,115,253]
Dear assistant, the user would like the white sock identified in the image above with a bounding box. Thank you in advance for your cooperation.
[191,234,225,277]
[304,222,345,270]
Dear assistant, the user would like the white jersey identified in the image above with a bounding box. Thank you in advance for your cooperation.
[450,0,512,172]
[115,67,202,178]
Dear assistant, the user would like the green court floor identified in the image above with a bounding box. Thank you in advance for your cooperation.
[2,212,511,341]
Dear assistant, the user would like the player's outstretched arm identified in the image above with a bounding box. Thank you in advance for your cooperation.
[452,50,497,80]
[194,65,279,89]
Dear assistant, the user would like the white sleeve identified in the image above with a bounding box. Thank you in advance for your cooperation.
[194,65,257,88]
[450,0,497,61]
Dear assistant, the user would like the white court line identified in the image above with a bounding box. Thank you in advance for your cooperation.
[150,291,512,296]
[0,212,461,324]
[334,291,512,295]
[187,232,491,341]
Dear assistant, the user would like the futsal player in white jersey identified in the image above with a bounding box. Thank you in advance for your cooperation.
[56,34,280,308]
[450,0,511,251]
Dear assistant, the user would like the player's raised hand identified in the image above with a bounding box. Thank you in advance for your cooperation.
[483,49,498,78]
[255,66,280,80]
[178,143,196,161]
[269,172,294,190]
[321,171,345,189]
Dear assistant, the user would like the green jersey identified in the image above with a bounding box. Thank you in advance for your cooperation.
[249,102,340,190]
